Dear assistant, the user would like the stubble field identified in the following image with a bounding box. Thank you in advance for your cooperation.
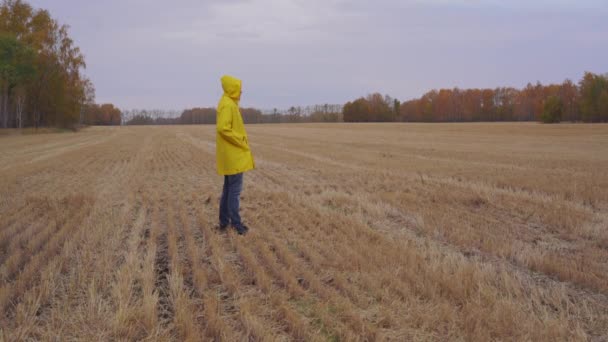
[0,123,607,341]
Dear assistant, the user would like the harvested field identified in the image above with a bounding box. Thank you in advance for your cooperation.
[0,123,607,341]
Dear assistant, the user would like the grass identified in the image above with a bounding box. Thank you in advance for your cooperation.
[0,123,607,340]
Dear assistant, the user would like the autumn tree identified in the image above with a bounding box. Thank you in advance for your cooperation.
[0,0,93,128]
[179,107,216,124]
[343,97,369,122]
[393,72,606,123]
[82,103,121,125]
[540,96,562,123]
[0,32,35,127]
[559,79,578,122]
[579,72,608,122]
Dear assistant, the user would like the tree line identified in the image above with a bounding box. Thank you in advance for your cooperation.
[125,71,607,126]
[344,72,607,123]
[123,105,343,125]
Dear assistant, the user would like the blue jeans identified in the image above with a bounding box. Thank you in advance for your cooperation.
[219,173,244,228]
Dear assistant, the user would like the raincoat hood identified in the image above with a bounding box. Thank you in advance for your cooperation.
[221,75,242,102]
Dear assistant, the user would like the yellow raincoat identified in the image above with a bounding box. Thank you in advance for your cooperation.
[216,75,255,175]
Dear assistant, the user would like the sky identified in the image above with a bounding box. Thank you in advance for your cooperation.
[28,0,608,110]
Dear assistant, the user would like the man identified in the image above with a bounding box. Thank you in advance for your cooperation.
[216,75,255,235]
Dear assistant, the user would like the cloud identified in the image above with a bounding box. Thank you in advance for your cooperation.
[160,0,354,45]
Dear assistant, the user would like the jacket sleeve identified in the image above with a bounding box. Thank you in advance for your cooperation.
[217,104,249,150]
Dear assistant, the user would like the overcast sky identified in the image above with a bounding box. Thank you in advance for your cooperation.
[28,0,608,110]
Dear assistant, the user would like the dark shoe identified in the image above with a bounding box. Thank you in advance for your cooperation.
[234,224,249,235]
[216,224,228,231]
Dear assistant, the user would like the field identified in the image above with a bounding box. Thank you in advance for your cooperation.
[0,123,607,341]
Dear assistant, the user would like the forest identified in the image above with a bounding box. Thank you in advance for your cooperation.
[0,0,92,128]
[343,73,608,123]
[394,73,608,123]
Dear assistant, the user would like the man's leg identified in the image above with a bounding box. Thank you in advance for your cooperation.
[227,173,246,233]
[219,176,230,228]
